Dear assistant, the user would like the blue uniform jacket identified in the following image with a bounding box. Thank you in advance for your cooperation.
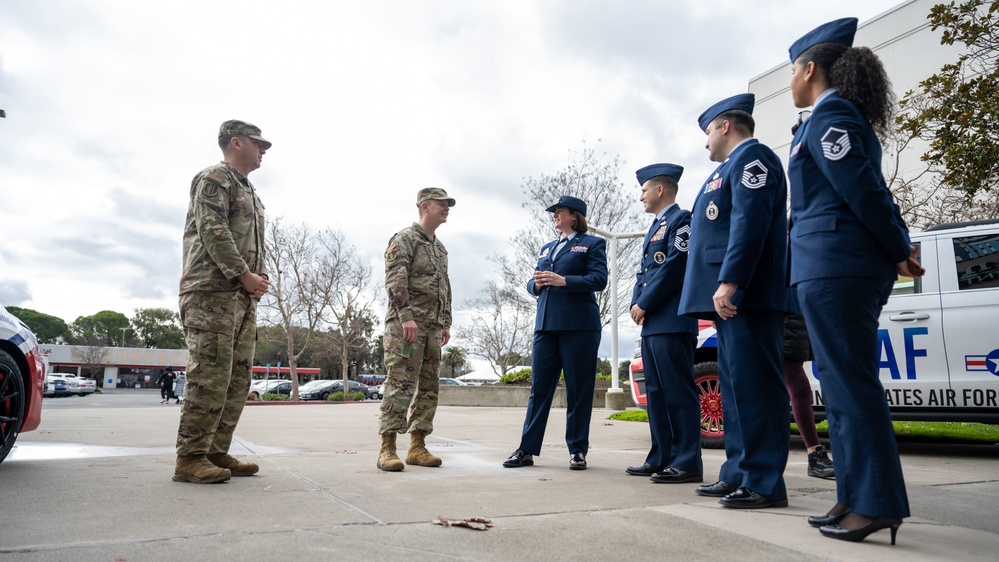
[527,233,608,332]
[632,205,698,336]
[679,139,789,319]
[787,91,911,284]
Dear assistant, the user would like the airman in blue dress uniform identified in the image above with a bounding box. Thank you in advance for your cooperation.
[625,163,702,484]
[679,94,791,509]
[504,196,608,471]
[787,17,924,544]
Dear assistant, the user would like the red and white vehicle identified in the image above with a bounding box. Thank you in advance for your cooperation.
[629,220,999,449]
[1,304,47,463]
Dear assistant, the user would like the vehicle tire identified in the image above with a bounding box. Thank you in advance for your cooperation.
[320,392,330,401]
[694,361,724,449]
[372,393,381,400]
[0,350,26,464]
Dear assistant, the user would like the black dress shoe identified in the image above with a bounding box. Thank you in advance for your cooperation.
[719,487,789,509]
[502,450,534,468]
[569,452,587,470]
[650,467,703,484]
[626,463,663,476]
[820,518,902,545]
[695,480,738,497]
[808,504,851,528]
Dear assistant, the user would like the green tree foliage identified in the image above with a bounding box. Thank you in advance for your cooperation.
[71,310,132,346]
[896,0,999,200]
[441,346,468,378]
[130,307,185,349]
[5,306,71,344]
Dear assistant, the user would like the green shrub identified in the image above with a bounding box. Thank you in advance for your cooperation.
[499,368,532,384]
[261,393,290,401]
[348,391,366,401]
[608,409,649,422]
[596,372,612,381]
[327,391,345,401]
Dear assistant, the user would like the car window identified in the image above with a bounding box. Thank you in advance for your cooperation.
[891,242,922,296]
[953,233,999,290]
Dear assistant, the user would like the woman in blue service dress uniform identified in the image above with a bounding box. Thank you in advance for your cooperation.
[786,18,925,545]
[503,195,608,471]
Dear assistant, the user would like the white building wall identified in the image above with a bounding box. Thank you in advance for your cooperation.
[749,0,962,176]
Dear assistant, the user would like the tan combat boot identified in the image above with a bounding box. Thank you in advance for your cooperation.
[406,430,442,467]
[377,433,405,472]
[173,455,232,483]
[207,452,260,476]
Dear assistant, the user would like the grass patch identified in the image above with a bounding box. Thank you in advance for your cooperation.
[609,410,999,444]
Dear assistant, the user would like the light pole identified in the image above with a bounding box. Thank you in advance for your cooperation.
[121,327,127,348]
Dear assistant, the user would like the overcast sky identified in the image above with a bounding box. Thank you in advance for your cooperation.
[1,0,910,362]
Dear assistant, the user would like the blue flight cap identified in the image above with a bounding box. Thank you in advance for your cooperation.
[545,195,587,217]
[697,93,755,132]
[636,163,683,185]
[789,17,858,62]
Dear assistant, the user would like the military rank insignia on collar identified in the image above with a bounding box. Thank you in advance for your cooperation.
[741,160,768,189]
[821,127,851,161]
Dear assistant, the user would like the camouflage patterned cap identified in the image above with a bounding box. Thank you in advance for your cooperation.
[218,120,272,149]
[416,187,456,207]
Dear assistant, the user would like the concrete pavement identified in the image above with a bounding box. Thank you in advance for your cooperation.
[2,395,998,561]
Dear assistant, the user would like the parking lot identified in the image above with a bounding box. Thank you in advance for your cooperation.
[2,389,998,561]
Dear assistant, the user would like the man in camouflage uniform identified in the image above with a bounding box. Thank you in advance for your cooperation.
[377,188,455,472]
[174,120,271,484]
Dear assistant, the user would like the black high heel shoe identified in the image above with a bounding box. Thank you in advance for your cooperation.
[819,518,902,545]
[808,504,851,528]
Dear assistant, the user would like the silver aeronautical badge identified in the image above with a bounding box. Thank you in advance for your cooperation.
[706,201,719,221]
[653,251,666,264]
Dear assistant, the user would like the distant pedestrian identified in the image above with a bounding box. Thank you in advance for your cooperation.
[158,366,177,404]
[174,372,186,404]
[174,120,271,484]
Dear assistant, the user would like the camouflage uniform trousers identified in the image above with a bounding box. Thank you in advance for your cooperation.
[176,290,257,457]
[379,320,443,435]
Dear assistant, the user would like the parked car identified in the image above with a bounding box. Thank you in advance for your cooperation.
[247,379,293,400]
[328,379,374,399]
[371,384,385,400]
[1,304,47,463]
[440,378,468,386]
[629,220,999,449]
[299,380,339,401]
[45,373,97,397]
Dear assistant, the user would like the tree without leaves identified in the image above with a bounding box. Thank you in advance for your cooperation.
[71,344,109,380]
[4,306,71,344]
[259,218,378,399]
[131,307,185,349]
[895,0,999,200]
[493,141,644,327]
[457,281,535,376]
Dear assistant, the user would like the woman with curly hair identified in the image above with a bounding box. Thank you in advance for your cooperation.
[786,18,925,545]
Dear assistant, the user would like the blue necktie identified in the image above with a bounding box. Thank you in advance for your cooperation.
[553,237,569,259]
